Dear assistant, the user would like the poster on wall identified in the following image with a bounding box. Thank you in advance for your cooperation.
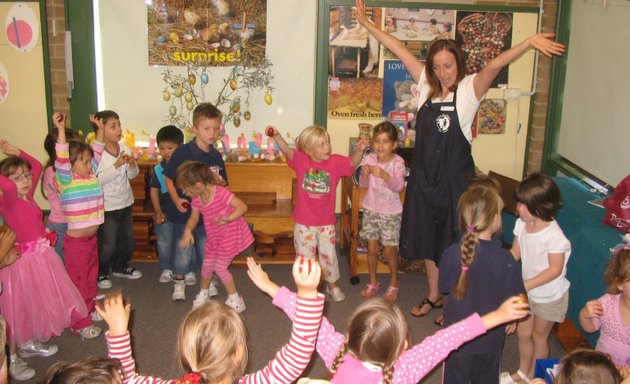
[0,62,9,104]
[147,0,267,67]
[329,6,381,78]
[456,11,513,88]
[475,99,506,134]
[4,2,40,53]
[328,77,382,120]
[381,59,420,122]
[381,8,455,61]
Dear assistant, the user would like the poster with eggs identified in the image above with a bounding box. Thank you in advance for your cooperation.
[456,12,513,88]
[475,99,506,135]
[381,8,455,61]
[147,0,267,67]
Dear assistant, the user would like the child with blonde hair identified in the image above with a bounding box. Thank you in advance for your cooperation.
[439,186,525,383]
[502,172,571,384]
[248,257,529,384]
[579,244,630,378]
[269,125,367,301]
[357,121,406,302]
[177,161,253,312]
[96,257,324,383]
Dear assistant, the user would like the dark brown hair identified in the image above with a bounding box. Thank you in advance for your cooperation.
[372,121,399,143]
[0,156,30,177]
[41,356,123,384]
[425,39,466,101]
[192,103,222,128]
[90,110,120,132]
[42,129,83,198]
[515,172,562,221]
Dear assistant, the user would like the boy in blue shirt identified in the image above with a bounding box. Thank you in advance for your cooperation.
[163,103,227,303]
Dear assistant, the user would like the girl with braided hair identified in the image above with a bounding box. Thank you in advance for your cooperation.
[439,185,526,384]
[247,258,529,384]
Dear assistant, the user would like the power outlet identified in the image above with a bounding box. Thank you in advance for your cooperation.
[504,88,521,101]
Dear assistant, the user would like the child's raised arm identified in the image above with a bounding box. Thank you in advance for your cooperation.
[88,114,106,143]
[53,113,66,144]
[266,126,294,161]
[96,292,131,337]
[0,140,19,157]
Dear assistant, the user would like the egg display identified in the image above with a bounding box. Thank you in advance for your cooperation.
[457,13,512,75]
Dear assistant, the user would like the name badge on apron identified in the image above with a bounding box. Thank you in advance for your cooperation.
[440,105,455,111]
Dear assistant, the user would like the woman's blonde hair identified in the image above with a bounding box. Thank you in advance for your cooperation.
[453,186,503,300]
[177,300,248,383]
[555,349,622,384]
[604,247,630,294]
[331,298,408,384]
[296,125,330,156]
[175,160,217,190]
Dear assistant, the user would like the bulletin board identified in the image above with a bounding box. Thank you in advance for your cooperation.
[315,0,541,180]
[0,0,51,207]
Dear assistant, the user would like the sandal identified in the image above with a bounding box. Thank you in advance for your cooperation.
[410,297,443,317]
[360,283,380,298]
[433,314,444,327]
[383,286,399,302]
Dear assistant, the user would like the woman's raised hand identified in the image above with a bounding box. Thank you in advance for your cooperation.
[530,33,566,58]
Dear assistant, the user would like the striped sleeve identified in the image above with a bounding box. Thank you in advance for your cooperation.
[240,294,325,384]
[107,332,174,384]
[91,140,105,172]
[55,143,72,186]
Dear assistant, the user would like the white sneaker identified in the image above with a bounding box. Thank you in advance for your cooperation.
[184,271,197,286]
[159,269,174,283]
[9,356,35,381]
[192,290,209,309]
[225,295,246,313]
[326,286,346,302]
[98,275,112,289]
[91,310,104,322]
[172,282,186,301]
[208,279,219,297]
[74,324,102,340]
[19,341,59,358]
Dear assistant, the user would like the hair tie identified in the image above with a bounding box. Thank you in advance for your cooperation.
[611,243,630,256]
[466,225,476,233]
[461,265,469,271]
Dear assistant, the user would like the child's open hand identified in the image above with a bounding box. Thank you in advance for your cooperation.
[89,114,105,132]
[246,257,280,298]
[582,300,603,319]
[179,230,194,249]
[0,140,19,157]
[95,292,131,337]
[293,257,321,299]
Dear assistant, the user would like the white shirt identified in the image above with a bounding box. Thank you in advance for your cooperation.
[95,143,139,211]
[514,218,572,303]
[416,68,483,144]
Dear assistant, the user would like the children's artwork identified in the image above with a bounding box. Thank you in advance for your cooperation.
[475,99,506,135]
[0,62,9,104]
[147,0,267,67]
[328,77,383,120]
[329,6,381,77]
[382,60,420,122]
[380,8,455,61]
[4,3,40,53]
[456,12,513,88]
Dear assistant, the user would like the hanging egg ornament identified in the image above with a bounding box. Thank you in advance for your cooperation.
[184,92,193,102]
[169,105,177,116]
[200,73,209,84]
[188,74,196,85]
[229,79,237,90]
[186,101,195,111]
[231,102,240,113]
[233,115,241,127]
[264,93,273,105]
[174,86,183,97]
[162,90,171,101]
[243,111,251,121]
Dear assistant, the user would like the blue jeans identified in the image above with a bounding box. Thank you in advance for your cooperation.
[47,221,67,263]
[98,206,135,276]
[172,223,205,276]
[155,220,175,271]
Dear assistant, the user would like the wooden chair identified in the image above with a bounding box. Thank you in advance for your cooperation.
[488,171,520,217]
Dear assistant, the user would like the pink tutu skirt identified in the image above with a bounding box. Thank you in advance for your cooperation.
[0,237,87,346]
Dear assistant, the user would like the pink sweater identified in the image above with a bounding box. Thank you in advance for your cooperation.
[273,287,487,384]
[107,294,325,384]
[42,166,66,224]
[358,153,406,215]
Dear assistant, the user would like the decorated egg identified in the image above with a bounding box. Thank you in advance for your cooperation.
[173,86,183,97]
[231,103,240,113]
[162,90,171,101]
[157,35,167,44]
[183,34,193,41]
[220,39,231,48]
[264,93,273,105]
[229,79,237,90]
[184,92,193,102]
[188,74,196,85]
[200,73,209,84]
[169,105,177,116]
[243,111,251,121]
[233,115,241,127]
[169,32,180,43]
[186,101,195,111]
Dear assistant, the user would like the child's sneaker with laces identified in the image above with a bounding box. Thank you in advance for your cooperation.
[225,295,246,313]
[208,278,219,297]
[184,271,197,286]
[172,281,186,301]
[91,310,104,322]
[112,266,142,279]
[73,324,102,340]
[326,286,346,302]
[159,269,174,283]
[192,290,209,309]
[98,275,112,289]
[19,341,58,358]
[9,356,35,381]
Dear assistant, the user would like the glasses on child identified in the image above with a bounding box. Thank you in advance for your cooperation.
[9,172,31,183]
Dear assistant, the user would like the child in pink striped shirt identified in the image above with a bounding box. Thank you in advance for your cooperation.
[54,112,106,340]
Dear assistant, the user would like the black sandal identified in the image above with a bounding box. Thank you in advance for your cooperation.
[433,314,445,327]
[410,297,443,317]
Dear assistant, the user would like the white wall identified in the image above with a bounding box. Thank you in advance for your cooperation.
[96,0,317,141]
